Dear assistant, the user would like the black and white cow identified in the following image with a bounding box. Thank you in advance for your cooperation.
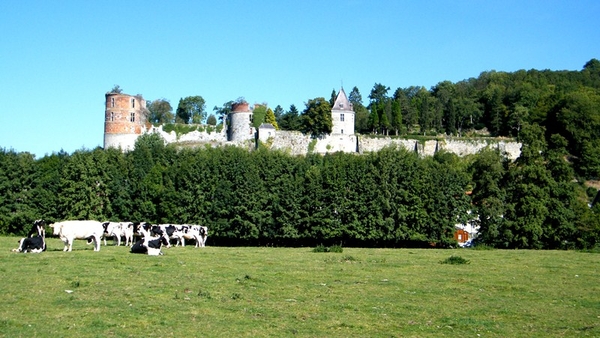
[180,225,208,248]
[102,221,134,246]
[13,219,46,253]
[150,224,183,246]
[130,225,169,256]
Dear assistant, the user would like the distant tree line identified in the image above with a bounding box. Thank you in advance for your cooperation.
[1,127,599,248]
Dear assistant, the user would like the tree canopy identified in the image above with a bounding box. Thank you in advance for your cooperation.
[301,97,332,137]
[176,96,206,124]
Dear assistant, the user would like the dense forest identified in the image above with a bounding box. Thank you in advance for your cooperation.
[1,59,600,249]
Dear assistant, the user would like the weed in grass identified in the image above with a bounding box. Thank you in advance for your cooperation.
[313,244,344,253]
[198,290,212,299]
[231,293,242,300]
[329,244,343,253]
[313,244,327,252]
[471,243,496,251]
[440,255,470,265]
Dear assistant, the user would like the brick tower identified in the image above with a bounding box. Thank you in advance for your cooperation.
[104,92,147,151]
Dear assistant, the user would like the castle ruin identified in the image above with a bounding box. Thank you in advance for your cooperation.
[103,89,522,160]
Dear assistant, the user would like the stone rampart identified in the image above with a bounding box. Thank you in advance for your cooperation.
[358,136,521,160]
[110,125,522,160]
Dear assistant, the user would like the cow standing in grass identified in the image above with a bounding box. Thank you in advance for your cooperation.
[180,225,208,248]
[49,220,104,252]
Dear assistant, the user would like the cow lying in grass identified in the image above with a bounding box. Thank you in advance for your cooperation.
[49,220,104,252]
[13,219,46,253]
[130,224,170,256]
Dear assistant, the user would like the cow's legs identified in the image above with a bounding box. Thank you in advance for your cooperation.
[94,235,101,251]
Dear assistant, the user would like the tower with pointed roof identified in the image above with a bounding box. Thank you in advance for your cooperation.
[331,87,355,135]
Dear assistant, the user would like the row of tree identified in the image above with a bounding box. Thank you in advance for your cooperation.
[1,127,599,248]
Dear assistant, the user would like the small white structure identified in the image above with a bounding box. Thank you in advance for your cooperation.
[258,123,276,143]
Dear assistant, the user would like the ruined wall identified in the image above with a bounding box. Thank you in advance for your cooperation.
[358,136,521,160]
[150,125,227,144]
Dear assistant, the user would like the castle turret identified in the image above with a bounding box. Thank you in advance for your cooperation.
[227,101,254,142]
[104,92,147,151]
[331,87,354,135]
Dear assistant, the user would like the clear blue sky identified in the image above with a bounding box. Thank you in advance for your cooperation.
[1,0,599,158]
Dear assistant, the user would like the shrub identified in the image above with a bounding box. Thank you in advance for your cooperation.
[329,244,343,253]
[313,244,343,253]
[440,255,470,265]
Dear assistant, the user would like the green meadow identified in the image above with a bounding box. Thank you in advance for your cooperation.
[1,237,599,337]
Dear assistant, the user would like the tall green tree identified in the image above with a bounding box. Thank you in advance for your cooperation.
[391,100,403,135]
[251,105,268,129]
[147,99,174,124]
[264,107,279,130]
[176,96,206,124]
[470,149,507,246]
[368,83,390,105]
[349,86,369,134]
[329,89,337,107]
[213,100,235,124]
[0,150,38,234]
[206,114,217,126]
[277,104,302,131]
[301,97,332,137]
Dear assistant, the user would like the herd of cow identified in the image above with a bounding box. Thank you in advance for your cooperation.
[12,219,208,256]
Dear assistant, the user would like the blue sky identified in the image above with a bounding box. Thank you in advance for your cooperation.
[1,0,599,158]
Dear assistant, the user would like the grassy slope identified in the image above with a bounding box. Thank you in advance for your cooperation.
[1,237,599,337]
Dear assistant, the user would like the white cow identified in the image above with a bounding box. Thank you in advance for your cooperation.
[122,222,135,247]
[49,220,104,252]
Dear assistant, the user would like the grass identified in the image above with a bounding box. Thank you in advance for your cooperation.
[1,237,599,337]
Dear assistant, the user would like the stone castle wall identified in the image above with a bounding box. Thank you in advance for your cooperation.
[358,136,521,160]
[107,124,522,160]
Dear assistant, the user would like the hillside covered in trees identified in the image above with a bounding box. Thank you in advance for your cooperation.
[1,60,600,249]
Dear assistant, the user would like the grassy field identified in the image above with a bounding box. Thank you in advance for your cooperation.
[1,237,599,337]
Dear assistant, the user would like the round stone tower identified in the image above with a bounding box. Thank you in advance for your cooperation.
[227,101,254,142]
[104,92,147,151]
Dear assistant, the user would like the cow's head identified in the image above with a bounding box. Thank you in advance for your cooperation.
[102,221,111,234]
[49,222,62,236]
[161,233,171,248]
[27,219,46,238]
